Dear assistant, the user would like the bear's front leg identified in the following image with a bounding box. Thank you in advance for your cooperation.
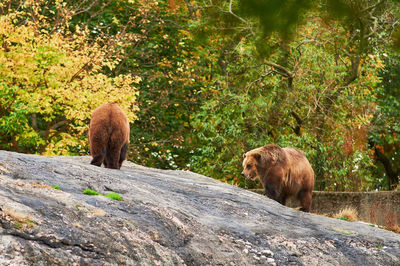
[264,184,286,205]
[263,184,278,200]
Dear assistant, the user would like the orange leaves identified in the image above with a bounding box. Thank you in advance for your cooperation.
[367,54,385,69]
[343,126,369,156]
[167,0,184,12]
[375,144,385,154]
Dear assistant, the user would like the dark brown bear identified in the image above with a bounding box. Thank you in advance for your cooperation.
[89,103,130,169]
[241,144,314,212]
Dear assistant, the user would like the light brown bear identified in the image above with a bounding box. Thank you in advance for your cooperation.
[89,103,130,169]
[242,144,314,212]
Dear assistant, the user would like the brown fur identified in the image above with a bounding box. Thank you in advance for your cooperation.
[89,103,130,169]
[242,144,314,212]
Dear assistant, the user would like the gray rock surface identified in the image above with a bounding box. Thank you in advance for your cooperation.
[0,150,399,265]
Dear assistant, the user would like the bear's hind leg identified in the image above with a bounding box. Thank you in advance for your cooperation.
[118,142,129,168]
[91,147,106,167]
[105,143,122,169]
[103,155,110,168]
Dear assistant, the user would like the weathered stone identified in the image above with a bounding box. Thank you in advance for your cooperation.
[0,150,399,265]
[262,249,274,256]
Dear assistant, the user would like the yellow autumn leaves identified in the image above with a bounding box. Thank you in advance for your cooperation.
[0,1,139,155]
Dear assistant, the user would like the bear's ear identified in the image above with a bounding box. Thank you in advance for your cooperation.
[253,153,261,161]
[242,153,246,159]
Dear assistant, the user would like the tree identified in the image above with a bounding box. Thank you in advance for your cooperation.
[187,0,400,191]
[0,0,139,155]
[369,54,400,190]
[57,0,207,169]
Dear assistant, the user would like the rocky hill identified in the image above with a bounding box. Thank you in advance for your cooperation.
[0,150,399,265]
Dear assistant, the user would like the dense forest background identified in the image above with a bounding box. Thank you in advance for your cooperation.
[1,0,399,191]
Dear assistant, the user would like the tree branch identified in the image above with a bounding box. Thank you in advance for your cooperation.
[290,111,303,136]
[264,61,293,78]
[361,0,386,14]
[265,61,294,89]
[228,0,247,24]
[183,0,197,20]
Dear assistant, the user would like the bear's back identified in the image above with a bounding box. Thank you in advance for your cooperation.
[91,103,128,128]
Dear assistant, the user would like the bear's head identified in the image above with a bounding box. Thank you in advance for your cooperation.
[241,145,283,180]
[241,152,261,180]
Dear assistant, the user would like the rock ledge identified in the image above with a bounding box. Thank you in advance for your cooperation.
[0,151,399,265]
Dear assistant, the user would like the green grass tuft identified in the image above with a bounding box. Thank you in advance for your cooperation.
[105,192,123,201]
[83,189,123,201]
[13,222,22,229]
[83,189,102,196]
[336,216,349,221]
[52,185,60,190]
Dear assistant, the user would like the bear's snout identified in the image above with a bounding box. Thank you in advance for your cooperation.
[242,172,251,179]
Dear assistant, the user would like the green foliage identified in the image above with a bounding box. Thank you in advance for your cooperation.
[13,223,22,229]
[83,189,102,196]
[12,219,35,229]
[239,0,315,37]
[189,12,384,191]
[1,0,400,191]
[65,0,205,169]
[126,2,204,170]
[104,192,123,201]
[52,185,60,190]
[83,189,123,201]
[197,0,400,50]
[336,216,349,221]
[368,54,400,189]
